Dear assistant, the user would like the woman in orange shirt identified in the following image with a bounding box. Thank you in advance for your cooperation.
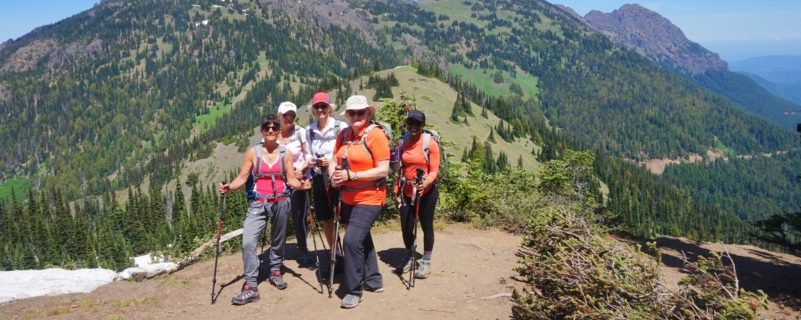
[394,110,440,280]
[329,95,389,309]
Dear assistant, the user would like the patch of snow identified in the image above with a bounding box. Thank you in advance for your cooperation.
[202,20,209,26]
[0,268,116,305]
[116,253,178,281]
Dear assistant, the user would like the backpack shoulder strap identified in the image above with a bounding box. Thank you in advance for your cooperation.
[422,133,431,165]
[253,143,264,177]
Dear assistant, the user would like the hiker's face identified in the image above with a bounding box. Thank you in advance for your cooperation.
[280,111,296,126]
[312,103,330,120]
[261,124,279,141]
[346,109,370,129]
[406,120,423,136]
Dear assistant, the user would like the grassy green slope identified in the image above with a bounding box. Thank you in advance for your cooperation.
[357,66,540,169]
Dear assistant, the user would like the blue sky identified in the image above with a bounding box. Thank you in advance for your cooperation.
[555,1,801,61]
[1,1,799,62]
[0,0,98,42]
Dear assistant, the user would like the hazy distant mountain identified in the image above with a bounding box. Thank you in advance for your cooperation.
[581,3,727,74]
[731,56,801,106]
[730,55,801,85]
[573,3,801,129]
[740,71,801,106]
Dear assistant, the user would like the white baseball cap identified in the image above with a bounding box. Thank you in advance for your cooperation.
[277,101,297,115]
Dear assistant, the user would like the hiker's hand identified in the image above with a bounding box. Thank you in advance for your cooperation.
[419,180,431,195]
[298,180,312,190]
[396,195,402,208]
[218,183,231,194]
[331,169,347,187]
[295,168,304,179]
[317,158,330,168]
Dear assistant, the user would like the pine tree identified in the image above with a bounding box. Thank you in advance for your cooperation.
[461,147,469,163]
[518,155,524,168]
[450,94,461,122]
[488,128,496,143]
[482,141,496,174]
[496,151,509,172]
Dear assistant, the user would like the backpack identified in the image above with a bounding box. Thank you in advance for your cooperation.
[245,143,288,201]
[339,120,400,171]
[399,129,446,180]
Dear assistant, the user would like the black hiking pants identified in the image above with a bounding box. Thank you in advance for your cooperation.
[400,185,438,253]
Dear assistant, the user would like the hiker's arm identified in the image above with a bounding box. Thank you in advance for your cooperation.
[220,148,255,193]
[285,152,306,190]
[348,160,389,182]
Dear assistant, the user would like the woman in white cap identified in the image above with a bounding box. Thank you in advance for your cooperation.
[330,95,389,309]
[276,101,314,267]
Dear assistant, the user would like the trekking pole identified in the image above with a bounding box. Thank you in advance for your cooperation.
[410,168,425,289]
[306,187,325,294]
[211,189,225,304]
[328,158,348,298]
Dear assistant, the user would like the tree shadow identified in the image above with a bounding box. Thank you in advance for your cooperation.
[655,237,801,311]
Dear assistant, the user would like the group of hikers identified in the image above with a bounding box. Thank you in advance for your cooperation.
[217,92,441,309]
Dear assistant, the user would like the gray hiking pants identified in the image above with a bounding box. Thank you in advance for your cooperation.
[242,198,289,287]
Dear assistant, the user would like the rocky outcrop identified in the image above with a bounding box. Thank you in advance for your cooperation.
[582,4,727,74]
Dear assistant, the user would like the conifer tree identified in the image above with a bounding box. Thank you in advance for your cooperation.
[496,151,509,172]
[482,141,496,174]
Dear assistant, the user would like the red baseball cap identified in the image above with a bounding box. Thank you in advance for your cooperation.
[311,92,330,107]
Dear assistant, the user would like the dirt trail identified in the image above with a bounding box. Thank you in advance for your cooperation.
[0,224,522,320]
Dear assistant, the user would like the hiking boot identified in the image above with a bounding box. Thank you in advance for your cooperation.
[414,260,431,279]
[395,256,414,274]
[340,294,363,309]
[231,284,259,305]
[270,270,287,290]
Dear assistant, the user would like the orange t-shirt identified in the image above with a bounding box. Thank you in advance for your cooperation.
[397,135,440,197]
[334,125,390,206]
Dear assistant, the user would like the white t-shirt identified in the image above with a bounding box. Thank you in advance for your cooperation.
[306,118,348,175]
[278,125,308,174]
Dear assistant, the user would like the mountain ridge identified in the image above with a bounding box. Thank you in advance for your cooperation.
[582,3,727,74]
[575,2,801,129]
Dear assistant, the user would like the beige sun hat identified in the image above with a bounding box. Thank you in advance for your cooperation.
[340,95,375,115]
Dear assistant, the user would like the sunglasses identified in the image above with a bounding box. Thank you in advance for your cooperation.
[346,109,367,117]
[281,112,296,118]
[261,121,280,132]
[312,104,329,110]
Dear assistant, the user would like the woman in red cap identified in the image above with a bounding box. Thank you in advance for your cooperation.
[305,92,348,260]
